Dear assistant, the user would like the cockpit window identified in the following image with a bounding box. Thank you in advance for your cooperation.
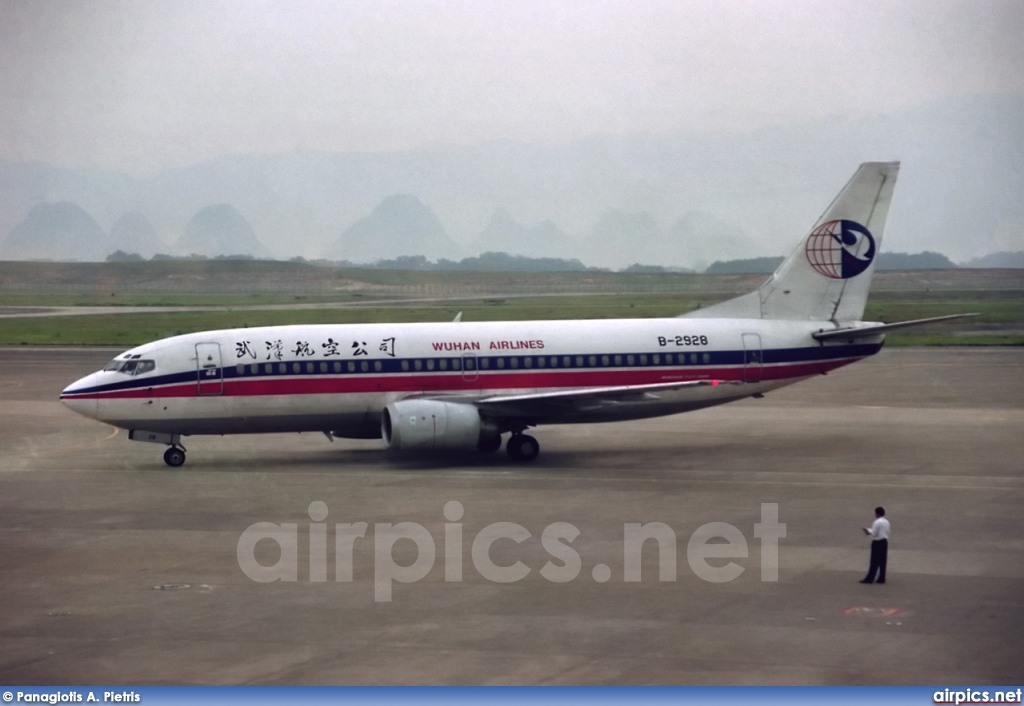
[106,359,156,376]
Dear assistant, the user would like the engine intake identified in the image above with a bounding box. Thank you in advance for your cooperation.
[382,399,499,451]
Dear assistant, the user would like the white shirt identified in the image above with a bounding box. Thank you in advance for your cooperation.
[868,516,891,541]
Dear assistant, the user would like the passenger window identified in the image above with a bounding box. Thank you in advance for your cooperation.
[348,361,356,373]
[627,355,635,366]
[452,358,462,370]
[690,353,697,365]
[481,358,490,370]
[374,361,382,372]
[536,356,545,368]
[654,354,662,365]
[427,360,435,371]
[523,357,532,369]
[575,356,583,367]
[292,362,301,374]
[439,359,448,371]
[588,356,597,367]
[264,363,272,375]
[236,364,244,376]
[319,362,328,373]
[279,363,287,374]
[550,356,558,368]
[414,360,422,371]
[702,353,710,364]
[640,354,648,365]
[360,361,369,372]
[496,358,505,369]
[601,355,609,366]
[333,362,341,373]
[249,364,258,375]
[510,358,519,369]
[401,360,410,371]
[614,355,622,366]
[306,362,314,373]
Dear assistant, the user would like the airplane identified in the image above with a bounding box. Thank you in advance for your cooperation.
[60,161,971,466]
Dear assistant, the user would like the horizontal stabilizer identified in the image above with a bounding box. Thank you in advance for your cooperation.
[812,313,979,341]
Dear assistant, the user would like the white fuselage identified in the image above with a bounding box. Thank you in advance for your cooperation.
[60,317,882,439]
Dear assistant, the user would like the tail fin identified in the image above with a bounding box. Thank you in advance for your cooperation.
[685,161,899,322]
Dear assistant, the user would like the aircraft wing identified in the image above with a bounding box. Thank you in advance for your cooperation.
[472,379,744,417]
[812,313,979,341]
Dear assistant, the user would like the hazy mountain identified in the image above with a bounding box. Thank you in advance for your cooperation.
[2,201,110,260]
[662,211,764,272]
[178,204,266,257]
[583,210,661,269]
[473,208,577,259]
[329,194,459,263]
[0,162,138,256]
[0,94,1021,265]
[109,211,165,258]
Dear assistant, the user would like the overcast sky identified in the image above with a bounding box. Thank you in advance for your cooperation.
[2,0,1022,175]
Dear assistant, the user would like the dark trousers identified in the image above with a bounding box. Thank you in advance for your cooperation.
[865,538,888,583]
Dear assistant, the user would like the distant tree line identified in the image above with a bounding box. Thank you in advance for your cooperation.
[107,251,257,263]
[705,251,960,274]
[106,248,1019,272]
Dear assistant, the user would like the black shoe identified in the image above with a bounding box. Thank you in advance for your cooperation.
[859,579,873,584]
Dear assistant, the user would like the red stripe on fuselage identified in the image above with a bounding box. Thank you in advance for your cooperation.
[61,357,862,401]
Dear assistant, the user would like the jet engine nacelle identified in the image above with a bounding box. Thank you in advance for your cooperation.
[382,399,500,451]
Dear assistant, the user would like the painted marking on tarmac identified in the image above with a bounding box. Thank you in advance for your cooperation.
[841,606,903,617]
[1,426,120,462]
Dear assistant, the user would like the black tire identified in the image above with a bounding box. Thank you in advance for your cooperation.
[507,434,540,462]
[163,447,186,467]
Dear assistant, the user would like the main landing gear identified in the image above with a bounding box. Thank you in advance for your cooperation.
[163,445,186,467]
[506,433,540,462]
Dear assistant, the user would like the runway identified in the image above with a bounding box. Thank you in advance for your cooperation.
[1,346,1022,685]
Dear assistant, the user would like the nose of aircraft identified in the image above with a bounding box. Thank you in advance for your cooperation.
[60,373,101,420]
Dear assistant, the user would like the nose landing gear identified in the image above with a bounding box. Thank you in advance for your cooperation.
[128,430,187,467]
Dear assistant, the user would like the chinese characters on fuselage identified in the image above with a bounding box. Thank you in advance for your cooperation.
[235,336,399,360]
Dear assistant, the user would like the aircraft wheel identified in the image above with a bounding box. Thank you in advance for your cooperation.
[163,446,186,468]
[507,434,539,462]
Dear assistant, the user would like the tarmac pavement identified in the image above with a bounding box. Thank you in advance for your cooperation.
[0,346,1021,685]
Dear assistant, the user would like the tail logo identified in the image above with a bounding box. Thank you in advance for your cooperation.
[805,220,876,279]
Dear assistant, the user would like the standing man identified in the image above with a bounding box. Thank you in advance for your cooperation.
[861,506,890,584]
